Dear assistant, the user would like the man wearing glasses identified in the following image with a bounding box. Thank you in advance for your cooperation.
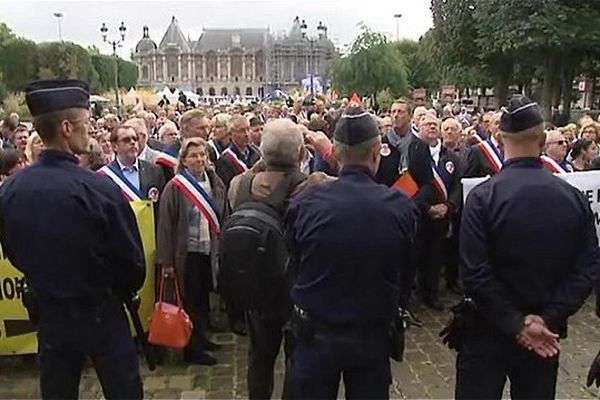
[541,130,572,173]
[100,125,165,202]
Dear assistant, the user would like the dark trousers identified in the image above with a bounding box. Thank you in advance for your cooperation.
[246,310,293,399]
[456,332,558,399]
[288,328,391,399]
[38,303,142,399]
[444,213,461,286]
[183,252,213,353]
[398,217,425,308]
[417,218,448,302]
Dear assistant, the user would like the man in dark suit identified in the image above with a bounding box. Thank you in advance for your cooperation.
[464,112,504,178]
[102,125,166,204]
[216,115,261,187]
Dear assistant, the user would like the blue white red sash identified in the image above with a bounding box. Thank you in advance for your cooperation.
[478,139,503,173]
[431,160,449,202]
[171,169,220,236]
[540,155,568,174]
[155,145,178,171]
[98,163,142,201]
[222,148,248,173]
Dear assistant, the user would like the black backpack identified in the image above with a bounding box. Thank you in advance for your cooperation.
[218,171,306,311]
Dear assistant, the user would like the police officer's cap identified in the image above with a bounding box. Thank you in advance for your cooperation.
[500,95,544,134]
[333,106,379,146]
[25,79,90,117]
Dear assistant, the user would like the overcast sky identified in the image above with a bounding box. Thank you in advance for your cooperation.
[0,0,433,59]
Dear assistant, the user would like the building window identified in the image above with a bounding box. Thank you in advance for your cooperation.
[235,76,238,82]
[209,87,216,96]
[142,66,149,80]
[197,88,203,96]
[234,87,241,96]
[246,87,253,96]
[221,87,228,96]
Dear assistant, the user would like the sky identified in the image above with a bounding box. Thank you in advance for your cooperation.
[0,0,433,59]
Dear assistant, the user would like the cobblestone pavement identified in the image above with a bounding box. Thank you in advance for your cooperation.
[2,293,600,399]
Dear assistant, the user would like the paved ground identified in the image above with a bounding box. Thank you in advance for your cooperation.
[2,292,600,399]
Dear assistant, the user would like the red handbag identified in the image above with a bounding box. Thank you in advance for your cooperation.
[148,273,193,348]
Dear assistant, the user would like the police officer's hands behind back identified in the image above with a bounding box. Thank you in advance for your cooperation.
[515,315,560,358]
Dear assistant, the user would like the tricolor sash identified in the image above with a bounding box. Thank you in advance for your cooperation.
[478,139,504,173]
[171,169,221,235]
[540,155,568,174]
[222,148,248,173]
[155,146,178,171]
[98,163,142,201]
[431,160,449,202]
[472,131,485,144]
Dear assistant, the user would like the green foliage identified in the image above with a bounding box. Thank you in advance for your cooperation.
[332,26,408,101]
[0,37,39,92]
[0,82,7,104]
[90,53,139,93]
[37,41,100,89]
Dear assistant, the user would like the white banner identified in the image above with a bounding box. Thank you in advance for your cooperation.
[462,170,600,237]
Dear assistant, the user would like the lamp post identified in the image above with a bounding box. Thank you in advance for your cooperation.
[300,20,321,96]
[394,13,402,41]
[100,21,127,116]
[53,12,63,41]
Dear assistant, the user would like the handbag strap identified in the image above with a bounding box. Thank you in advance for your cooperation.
[157,270,183,308]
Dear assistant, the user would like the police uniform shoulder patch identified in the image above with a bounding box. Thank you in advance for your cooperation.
[148,187,160,202]
[445,161,455,174]
[380,143,391,157]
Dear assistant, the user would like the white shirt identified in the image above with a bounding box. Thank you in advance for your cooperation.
[429,141,441,165]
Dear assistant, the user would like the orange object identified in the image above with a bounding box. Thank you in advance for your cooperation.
[349,93,362,107]
[148,273,193,348]
[393,172,419,198]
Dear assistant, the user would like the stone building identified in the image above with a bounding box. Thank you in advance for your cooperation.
[133,16,335,98]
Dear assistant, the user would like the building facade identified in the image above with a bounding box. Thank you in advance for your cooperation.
[133,16,336,98]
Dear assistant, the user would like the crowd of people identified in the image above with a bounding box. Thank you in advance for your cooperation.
[2,78,600,400]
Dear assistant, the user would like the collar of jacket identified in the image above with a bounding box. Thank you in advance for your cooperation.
[503,157,543,169]
[39,149,78,164]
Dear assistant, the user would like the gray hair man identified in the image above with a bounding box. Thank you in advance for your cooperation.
[226,118,328,399]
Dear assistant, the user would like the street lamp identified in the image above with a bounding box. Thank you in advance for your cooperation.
[300,20,317,96]
[394,13,402,41]
[100,21,127,116]
[53,12,63,41]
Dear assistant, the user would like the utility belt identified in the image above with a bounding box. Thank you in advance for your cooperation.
[439,297,485,350]
[291,305,410,362]
[439,298,568,349]
[23,283,122,326]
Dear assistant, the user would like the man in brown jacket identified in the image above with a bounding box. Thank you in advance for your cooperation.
[227,119,329,399]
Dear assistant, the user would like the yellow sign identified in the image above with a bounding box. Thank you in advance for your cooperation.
[0,200,156,355]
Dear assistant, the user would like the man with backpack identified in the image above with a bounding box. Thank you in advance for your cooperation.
[220,119,329,399]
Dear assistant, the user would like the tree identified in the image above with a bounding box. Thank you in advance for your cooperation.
[332,26,408,106]
[91,53,138,93]
[37,41,100,90]
[0,37,39,92]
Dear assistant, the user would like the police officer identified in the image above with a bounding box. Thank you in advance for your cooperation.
[0,79,146,399]
[284,105,418,399]
[457,96,600,399]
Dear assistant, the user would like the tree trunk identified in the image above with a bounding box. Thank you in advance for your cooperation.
[542,53,558,120]
[562,64,575,122]
[492,56,513,108]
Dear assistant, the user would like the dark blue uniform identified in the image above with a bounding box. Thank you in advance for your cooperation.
[284,165,418,399]
[458,157,600,399]
[0,150,146,399]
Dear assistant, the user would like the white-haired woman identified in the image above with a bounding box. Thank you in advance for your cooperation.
[24,131,44,165]
[157,137,228,366]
